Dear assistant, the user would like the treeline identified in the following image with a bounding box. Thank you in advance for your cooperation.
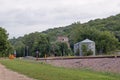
[9,32,73,57]
[9,13,120,57]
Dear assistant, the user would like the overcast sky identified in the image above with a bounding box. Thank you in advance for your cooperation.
[0,0,120,38]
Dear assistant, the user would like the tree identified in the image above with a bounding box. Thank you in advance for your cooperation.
[96,31,118,54]
[57,42,72,56]
[35,34,50,57]
[6,41,14,56]
[0,27,10,57]
[9,13,120,56]
[72,27,118,54]
[50,42,61,56]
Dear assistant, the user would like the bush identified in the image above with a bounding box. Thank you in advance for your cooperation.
[86,50,93,56]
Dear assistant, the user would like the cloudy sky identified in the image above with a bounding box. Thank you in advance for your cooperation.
[0,0,120,38]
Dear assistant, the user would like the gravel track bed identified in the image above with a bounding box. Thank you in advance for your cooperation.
[43,58,120,73]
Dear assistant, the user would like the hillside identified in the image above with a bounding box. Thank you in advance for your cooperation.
[42,22,81,41]
[42,14,120,42]
[9,13,120,57]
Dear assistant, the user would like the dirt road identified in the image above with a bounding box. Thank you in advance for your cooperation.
[0,63,35,80]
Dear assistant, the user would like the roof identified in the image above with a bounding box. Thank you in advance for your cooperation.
[81,39,94,43]
[74,39,94,45]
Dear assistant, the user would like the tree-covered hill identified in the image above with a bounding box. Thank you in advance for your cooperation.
[43,14,120,42]
[9,13,120,57]
[42,22,81,42]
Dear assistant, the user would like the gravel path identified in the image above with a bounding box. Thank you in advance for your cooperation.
[0,63,35,80]
[44,58,120,73]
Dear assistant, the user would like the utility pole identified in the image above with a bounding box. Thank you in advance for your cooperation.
[26,46,29,56]
[24,47,25,57]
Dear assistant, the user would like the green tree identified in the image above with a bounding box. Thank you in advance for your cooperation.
[50,42,61,56]
[37,34,50,57]
[0,27,10,57]
[58,42,71,56]
[72,27,118,54]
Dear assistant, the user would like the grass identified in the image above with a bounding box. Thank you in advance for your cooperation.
[0,59,120,80]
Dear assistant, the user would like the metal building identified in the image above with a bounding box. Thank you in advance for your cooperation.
[74,39,95,56]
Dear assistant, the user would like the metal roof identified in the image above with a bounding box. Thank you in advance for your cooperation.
[81,39,94,43]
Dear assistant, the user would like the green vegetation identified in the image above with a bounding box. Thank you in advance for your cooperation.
[10,32,51,57]
[9,13,120,57]
[0,27,13,57]
[51,42,72,56]
[0,59,120,80]
[72,27,118,54]
[81,44,93,56]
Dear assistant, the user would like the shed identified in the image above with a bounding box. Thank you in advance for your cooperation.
[74,39,95,56]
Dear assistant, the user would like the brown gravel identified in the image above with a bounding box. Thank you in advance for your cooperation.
[43,58,120,73]
[0,63,35,80]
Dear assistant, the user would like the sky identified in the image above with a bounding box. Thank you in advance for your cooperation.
[0,0,120,38]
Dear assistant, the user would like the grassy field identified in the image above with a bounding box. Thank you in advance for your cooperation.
[0,59,120,80]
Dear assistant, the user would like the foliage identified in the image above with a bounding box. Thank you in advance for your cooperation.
[9,37,25,57]
[85,50,93,56]
[0,27,13,57]
[23,33,50,57]
[50,42,61,56]
[71,27,118,54]
[81,44,93,56]
[10,32,51,57]
[9,13,120,56]
[82,44,87,56]
[50,42,73,56]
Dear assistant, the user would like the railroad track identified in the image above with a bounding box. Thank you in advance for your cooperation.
[38,55,120,60]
